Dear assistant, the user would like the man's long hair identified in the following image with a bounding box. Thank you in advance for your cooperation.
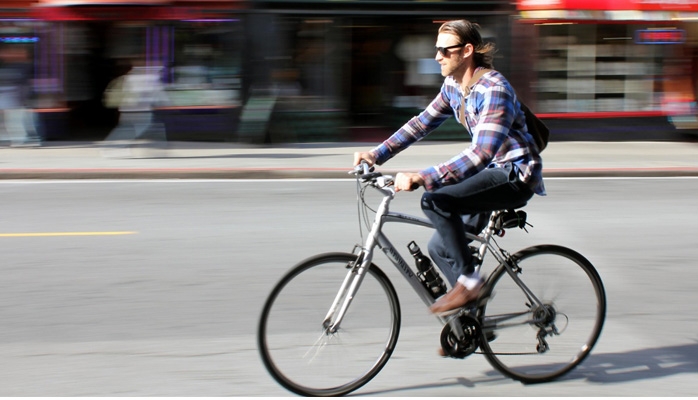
[439,20,496,69]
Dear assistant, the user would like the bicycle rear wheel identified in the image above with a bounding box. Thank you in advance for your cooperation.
[479,245,606,383]
[257,252,401,396]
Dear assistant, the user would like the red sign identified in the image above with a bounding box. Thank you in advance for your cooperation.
[635,28,686,43]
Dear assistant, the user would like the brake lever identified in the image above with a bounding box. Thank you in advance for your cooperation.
[350,161,375,176]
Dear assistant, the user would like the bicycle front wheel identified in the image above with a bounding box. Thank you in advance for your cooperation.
[479,245,606,383]
[257,252,401,396]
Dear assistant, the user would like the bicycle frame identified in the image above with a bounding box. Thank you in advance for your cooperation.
[260,170,606,395]
[323,177,546,339]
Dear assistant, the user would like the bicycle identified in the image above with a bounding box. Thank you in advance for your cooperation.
[257,163,606,397]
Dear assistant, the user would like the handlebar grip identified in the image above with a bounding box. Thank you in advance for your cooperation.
[410,183,420,191]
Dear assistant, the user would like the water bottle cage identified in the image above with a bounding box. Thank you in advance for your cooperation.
[418,270,446,298]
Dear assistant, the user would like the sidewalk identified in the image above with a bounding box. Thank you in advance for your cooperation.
[1,140,697,179]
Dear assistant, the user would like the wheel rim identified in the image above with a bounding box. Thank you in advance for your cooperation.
[479,247,606,383]
[258,254,400,396]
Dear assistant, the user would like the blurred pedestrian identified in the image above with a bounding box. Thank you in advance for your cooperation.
[101,59,168,158]
[353,20,545,322]
[0,46,41,147]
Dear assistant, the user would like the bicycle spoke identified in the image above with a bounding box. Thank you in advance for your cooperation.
[304,330,333,363]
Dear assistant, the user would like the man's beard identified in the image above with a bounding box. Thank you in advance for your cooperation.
[442,56,468,77]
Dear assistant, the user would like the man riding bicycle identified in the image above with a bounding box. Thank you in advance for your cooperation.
[353,19,545,316]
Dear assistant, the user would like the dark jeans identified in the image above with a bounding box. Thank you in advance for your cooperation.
[420,163,534,286]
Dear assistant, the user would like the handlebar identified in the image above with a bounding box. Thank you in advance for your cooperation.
[350,162,419,191]
[350,161,376,179]
[350,162,394,188]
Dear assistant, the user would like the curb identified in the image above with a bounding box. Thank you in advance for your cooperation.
[1,167,698,179]
[543,167,698,177]
[0,168,351,180]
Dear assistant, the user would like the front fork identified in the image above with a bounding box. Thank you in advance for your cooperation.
[322,249,373,334]
[323,189,391,333]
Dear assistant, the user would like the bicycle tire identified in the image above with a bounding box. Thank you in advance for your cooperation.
[257,252,401,396]
[478,245,606,383]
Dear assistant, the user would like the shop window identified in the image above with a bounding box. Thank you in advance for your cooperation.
[535,23,679,114]
[169,19,242,107]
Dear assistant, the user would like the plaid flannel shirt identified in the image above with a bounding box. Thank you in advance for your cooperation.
[370,68,545,195]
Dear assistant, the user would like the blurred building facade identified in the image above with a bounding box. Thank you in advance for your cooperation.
[240,0,518,142]
[517,0,698,124]
[1,0,697,142]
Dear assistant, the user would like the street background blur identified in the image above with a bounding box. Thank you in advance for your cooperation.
[2,1,698,397]
[2,0,698,145]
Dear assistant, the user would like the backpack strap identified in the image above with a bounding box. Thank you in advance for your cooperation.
[463,68,492,96]
[459,68,492,130]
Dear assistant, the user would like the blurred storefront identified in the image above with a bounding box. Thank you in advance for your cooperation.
[0,0,246,140]
[515,0,698,133]
[0,1,44,141]
[15,0,690,142]
[241,0,517,142]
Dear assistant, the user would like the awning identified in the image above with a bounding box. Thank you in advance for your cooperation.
[517,0,698,20]
[36,0,169,5]
[30,0,244,20]
[518,0,698,11]
[0,0,37,18]
[251,0,515,16]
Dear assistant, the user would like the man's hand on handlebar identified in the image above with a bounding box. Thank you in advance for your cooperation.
[395,172,424,192]
[352,152,423,191]
[353,152,376,167]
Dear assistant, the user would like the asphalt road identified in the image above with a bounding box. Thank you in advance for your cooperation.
[0,178,697,396]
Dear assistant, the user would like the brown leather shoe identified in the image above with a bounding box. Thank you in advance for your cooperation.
[429,281,482,314]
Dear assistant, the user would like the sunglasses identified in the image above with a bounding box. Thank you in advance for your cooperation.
[435,43,465,57]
